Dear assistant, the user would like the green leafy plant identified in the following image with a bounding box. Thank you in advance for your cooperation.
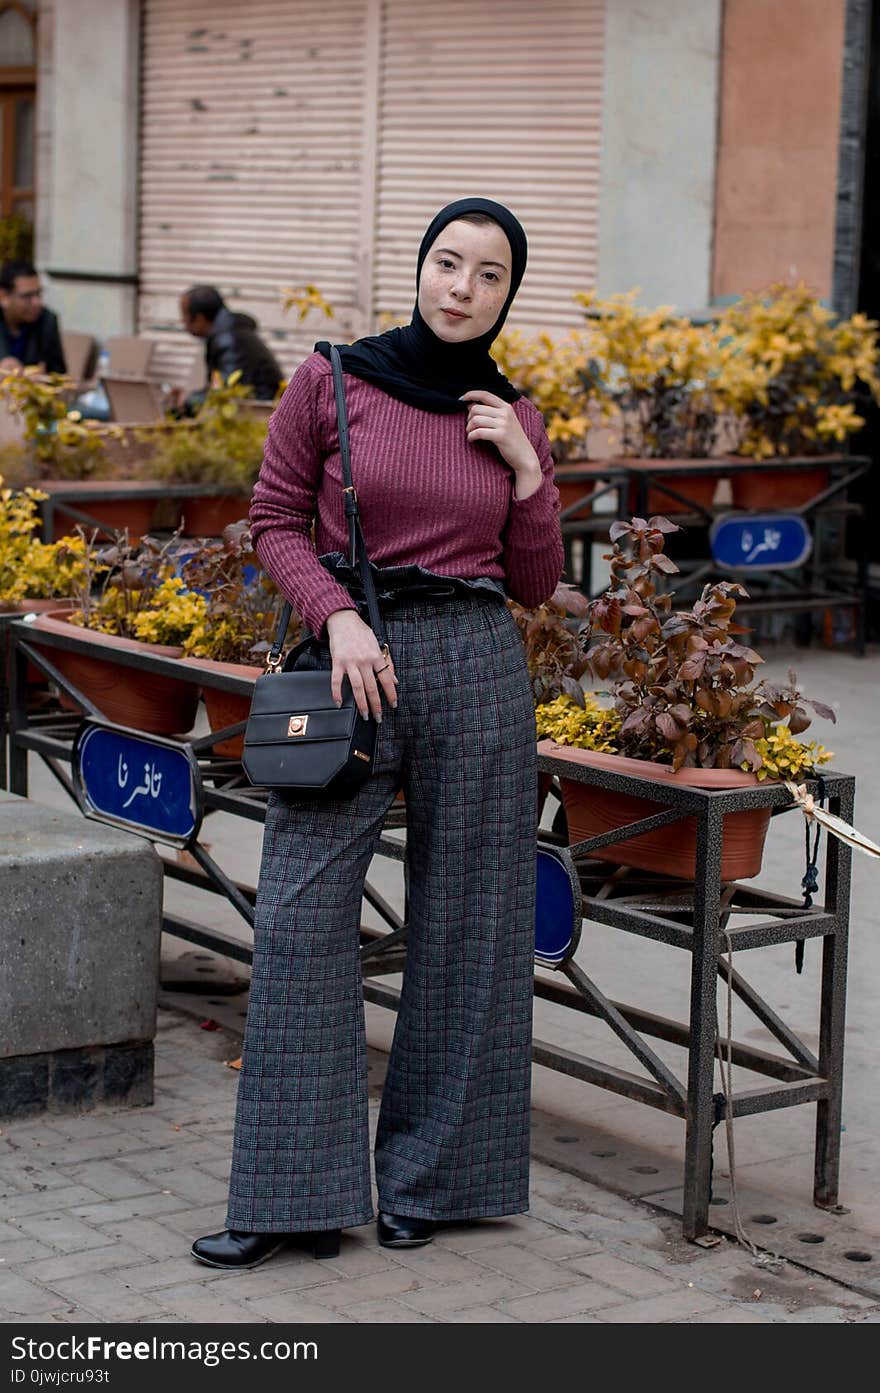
[143,372,269,489]
[541,516,834,780]
[0,368,123,480]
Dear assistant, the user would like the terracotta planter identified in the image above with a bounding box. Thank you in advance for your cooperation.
[1,598,76,687]
[181,657,259,757]
[729,464,829,510]
[180,494,251,537]
[29,611,200,735]
[39,480,158,539]
[538,742,772,880]
[623,459,720,516]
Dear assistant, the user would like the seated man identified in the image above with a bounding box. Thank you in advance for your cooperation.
[0,261,67,375]
[179,285,282,412]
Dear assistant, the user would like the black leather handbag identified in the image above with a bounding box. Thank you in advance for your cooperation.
[240,345,390,797]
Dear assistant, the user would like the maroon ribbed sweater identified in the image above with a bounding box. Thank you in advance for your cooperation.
[249,352,564,636]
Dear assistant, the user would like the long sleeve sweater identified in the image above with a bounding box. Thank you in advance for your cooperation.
[249,351,564,636]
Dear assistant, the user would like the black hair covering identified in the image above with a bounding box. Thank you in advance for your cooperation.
[315,197,527,413]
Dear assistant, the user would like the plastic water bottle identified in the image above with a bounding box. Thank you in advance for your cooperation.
[77,349,110,420]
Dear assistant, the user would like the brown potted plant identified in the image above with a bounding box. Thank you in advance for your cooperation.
[536,516,835,879]
[178,522,289,756]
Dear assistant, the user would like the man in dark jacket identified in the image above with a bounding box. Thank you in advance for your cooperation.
[180,285,282,412]
[0,261,67,375]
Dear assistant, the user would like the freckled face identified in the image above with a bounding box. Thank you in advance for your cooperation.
[417,219,512,343]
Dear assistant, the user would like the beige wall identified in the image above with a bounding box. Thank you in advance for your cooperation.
[598,0,722,309]
[712,0,846,301]
[42,0,140,338]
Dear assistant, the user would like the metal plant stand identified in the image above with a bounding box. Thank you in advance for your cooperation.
[535,748,853,1239]
[1,617,854,1239]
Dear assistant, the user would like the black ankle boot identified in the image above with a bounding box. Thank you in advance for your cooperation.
[191,1227,340,1269]
[377,1212,436,1249]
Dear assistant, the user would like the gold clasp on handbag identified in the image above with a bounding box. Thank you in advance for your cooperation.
[287,715,308,737]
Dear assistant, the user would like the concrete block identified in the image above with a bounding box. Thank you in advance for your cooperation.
[0,792,162,1117]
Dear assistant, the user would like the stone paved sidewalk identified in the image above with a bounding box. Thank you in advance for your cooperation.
[1,1010,877,1325]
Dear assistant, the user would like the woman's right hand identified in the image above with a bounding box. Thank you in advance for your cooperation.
[325,609,398,721]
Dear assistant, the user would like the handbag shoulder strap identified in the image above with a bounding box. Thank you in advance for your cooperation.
[266,345,388,670]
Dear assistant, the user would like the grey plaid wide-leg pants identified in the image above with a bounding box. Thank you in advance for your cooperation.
[226,596,537,1232]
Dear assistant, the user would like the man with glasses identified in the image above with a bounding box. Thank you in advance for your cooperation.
[0,261,67,375]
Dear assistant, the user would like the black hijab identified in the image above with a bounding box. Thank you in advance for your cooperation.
[315,197,527,413]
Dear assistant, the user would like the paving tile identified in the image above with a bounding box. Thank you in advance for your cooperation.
[498,1281,622,1322]
[384,1245,489,1283]
[63,1160,160,1201]
[0,1161,79,1192]
[528,1234,605,1261]
[0,1271,73,1317]
[153,1205,230,1238]
[346,1297,436,1322]
[19,1243,149,1283]
[34,1115,127,1142]
[0,1185,105,1219]
[42,1273,168,1322]
[0,1236,55,1264]
[304,1266,423,1310]
[598,1289,726,1322]
[440,1305,522,1323]
[242,1291,353,1323]
[685,1306,776,1323]
[547,1313,604,1323]
[398,1274,533,1317]
[71,1192,194,1225]
[27,1134,152,1166]
[470,1242,586,1291]
[564,1252,677,1297]
[432,1215,556,1254]
[148,1281,273,1323]
[104,1163,228,1206]
[111,1257,235,1291]
[13,1213,112,1254]
[312,1241,399,1279]
[188,1261,340,1303]
[93,1218,188,1261]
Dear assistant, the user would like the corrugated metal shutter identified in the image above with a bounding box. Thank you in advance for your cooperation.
[374,0,604,333]
[138,0,371,386]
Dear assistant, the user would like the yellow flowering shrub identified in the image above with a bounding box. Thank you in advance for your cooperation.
[0,369,125,480]
[494,284,880,462]
[0,479,91,603]
[492,328,596,458]
[71,576,206,648]
[752,723,833,782]
[534,694,621,752]
[714,284,880,458]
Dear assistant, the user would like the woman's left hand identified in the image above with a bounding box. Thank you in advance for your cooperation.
[460,390,542,498]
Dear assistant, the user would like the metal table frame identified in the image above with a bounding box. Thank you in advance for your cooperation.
[553,455,870,647]
[1,617,854,1240]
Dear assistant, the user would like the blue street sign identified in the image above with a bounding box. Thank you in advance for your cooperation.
[72,721,202,847]
[535,846,582,967]
[710,512,813,571]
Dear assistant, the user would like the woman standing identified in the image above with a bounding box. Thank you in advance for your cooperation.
[192,197,564,1269]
